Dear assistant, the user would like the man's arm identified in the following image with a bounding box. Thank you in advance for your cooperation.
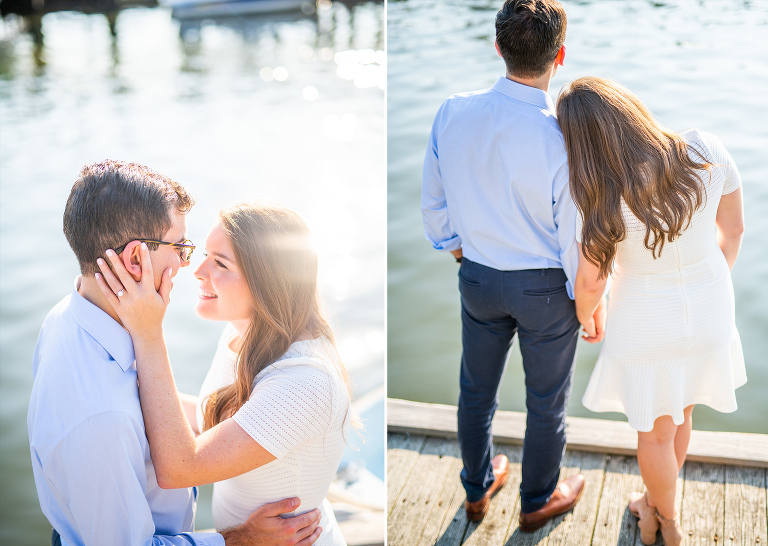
[551,160,579,300]
[220,499,321,546]
[422,103,462,255]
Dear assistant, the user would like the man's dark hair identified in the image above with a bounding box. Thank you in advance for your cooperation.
[496,0,567,79]
[63,160,195,275]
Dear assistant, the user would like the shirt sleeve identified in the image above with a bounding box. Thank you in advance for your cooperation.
[44,412,224,546]
[233,363,334,459]
[552,160,579,300]
[422,102,462,252]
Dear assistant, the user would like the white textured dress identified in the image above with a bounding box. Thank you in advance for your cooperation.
[196,325,350,545]
[581,129,746,432]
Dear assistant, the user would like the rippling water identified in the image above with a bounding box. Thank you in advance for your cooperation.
[388,0,768,437]
[0,2,384,542]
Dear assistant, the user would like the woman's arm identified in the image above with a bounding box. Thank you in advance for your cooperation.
[95,245,276,488]
[132,330,275,488]
[715,187,744,270]
[574,242,608,343]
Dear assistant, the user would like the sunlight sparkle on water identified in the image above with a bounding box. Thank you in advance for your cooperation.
[334,49,385,89]
[273,67,288,82]
[303,86,319,101]
[259,67,274,81]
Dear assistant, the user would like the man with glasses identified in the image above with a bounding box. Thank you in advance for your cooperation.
[27,160,322,546]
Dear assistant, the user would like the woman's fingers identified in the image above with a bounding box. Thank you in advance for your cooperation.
[158,268,173,304]
[582,321,596,338]
[96,257,125,297]
[94,272,121,307]
[138,242,156,288]
[104,248,137,290]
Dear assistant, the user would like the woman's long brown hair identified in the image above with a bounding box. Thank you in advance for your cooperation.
[556,77,711,278]
[202,202,352,432]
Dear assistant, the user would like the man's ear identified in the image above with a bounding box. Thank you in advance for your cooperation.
[495,41,503,58]
[121,240,143,282]
[555,44,566,67]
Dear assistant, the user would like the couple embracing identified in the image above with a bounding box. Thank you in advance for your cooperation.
[422,0,745,543]
[28,160,351,545]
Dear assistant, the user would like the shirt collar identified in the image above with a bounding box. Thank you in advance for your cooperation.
[69,276,136,372]
[491,76,556,113]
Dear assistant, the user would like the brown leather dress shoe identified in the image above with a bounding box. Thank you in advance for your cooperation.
[464,454,510,522]
[518,474,585,532]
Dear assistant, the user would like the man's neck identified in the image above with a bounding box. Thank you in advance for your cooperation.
[506,69,554,93]
[78,275,124,327]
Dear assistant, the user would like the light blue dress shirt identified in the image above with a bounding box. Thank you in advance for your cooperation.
[27,277,224,546]
[422,76,579,299]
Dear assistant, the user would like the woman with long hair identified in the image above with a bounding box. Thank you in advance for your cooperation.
[556,77,745,545]
[96,202,352,545]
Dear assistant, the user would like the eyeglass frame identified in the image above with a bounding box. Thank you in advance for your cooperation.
[113,239,196,262]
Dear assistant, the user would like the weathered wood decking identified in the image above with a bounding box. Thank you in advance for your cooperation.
[387,400,768,546]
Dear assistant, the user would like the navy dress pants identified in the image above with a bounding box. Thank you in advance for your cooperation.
[457,259,580,514]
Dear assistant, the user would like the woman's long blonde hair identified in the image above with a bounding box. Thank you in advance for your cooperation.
[556,77,711,278]
[202,202,351,431]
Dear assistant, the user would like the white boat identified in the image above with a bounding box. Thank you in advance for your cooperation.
[162,0,310,19]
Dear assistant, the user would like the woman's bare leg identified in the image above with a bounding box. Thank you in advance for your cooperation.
[637,415,678,520]
[673,405,695,472]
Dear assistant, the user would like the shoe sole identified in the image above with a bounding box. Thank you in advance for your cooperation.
[518,479,586,532]
[465,470,510,522]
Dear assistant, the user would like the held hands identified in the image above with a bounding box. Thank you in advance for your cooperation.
[94,243,172,340]
[451,248,463,262]
[222,498,322,546]
[581,296,607,344]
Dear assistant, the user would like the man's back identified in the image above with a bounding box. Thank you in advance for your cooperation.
[422,76,578,295]
[28,279,201,545]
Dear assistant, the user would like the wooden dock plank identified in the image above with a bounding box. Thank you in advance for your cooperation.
[497,450,608,545]
[387,433,427,515]
[387,401,768,546]
[388,399,768,468]
[462,444,522,546]
[590,455,644,546]
[723,466,767,545]
[419,444,466,546]
[433,460,469,546]
[387,437,463,546]
[549,451,608,546]
[681,462,725,545]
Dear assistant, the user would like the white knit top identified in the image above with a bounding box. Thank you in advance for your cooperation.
[196,325,350,544]
[580,129,746,432]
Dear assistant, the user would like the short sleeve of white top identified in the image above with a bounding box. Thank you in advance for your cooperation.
[196,325,351,545]
[232,356,338,459]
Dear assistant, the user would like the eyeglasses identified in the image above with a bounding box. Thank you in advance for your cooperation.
[113,239,196,262]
